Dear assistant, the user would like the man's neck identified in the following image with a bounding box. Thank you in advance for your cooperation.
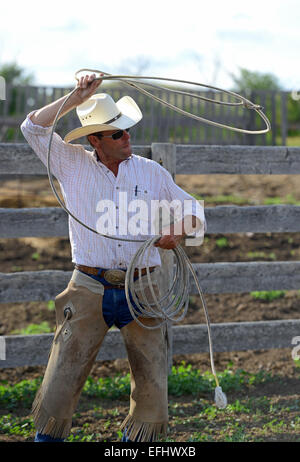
[95,150,131,176]
[94,151,123,176]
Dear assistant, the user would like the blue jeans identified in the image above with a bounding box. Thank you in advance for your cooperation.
[121,427,153,442]
[34,432,64,442]
[78,269,140,329]
[34,430,148,442]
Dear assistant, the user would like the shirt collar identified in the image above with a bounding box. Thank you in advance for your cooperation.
[92,150,133,165]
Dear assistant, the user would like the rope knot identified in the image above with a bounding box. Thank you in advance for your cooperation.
[243,101,264,110]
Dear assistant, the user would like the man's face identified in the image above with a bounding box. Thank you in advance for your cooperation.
[89,129,132,161]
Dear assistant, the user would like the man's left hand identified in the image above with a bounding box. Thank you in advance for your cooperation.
[154,220,185,250]
[154,232,184,250]
[153,215,201,250]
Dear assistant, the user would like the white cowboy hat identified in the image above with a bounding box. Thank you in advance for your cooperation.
[64,93,143,143]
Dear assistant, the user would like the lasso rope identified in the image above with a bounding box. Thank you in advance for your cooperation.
[75,69,271,134]
[47,70,271,408]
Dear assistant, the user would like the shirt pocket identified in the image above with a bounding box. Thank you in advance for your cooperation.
[126,184,156,236]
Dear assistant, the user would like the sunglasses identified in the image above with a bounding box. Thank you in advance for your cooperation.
[97,128,130,141]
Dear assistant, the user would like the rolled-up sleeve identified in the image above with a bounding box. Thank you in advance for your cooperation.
[158,165,206,235]
[20,112,84,182]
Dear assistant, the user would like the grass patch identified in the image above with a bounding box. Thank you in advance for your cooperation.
[170,392,300,442]
[250,290,286,301]
[191,192,300,206]
[0,362,272,411]
[263,194,300,205]
[0,378,42,409]
[47,300,55,311]
[2,363,298,442]
[215,237,229,249]
[11,321,53,335]
[0,414,35,438]
[168,362,271,396]
[191,193,251,205]
[83,374,131,400]
[67,423,100,442]
[247,251,277,260]
[286,136,300,147]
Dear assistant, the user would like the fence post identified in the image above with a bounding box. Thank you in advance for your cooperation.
[281,91,288,146]
[270,91,277,145]
[245,91,256,146]
[151,143,176,374]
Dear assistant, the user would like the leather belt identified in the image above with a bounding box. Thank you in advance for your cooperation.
[75,264,156,289]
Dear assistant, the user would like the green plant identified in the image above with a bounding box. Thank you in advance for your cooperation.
[263,194,300,206]
[247,251,267,259]
[188,432,214,442]
[268,252,277,261]
[246,251,277,260]
[47,300,55,311]
[191,193,250,205]
[0,414,35,437]
[262,418,287,434]
[11,266,23,272]
[11,321,52,335]
[0,378,42,409]
[224,423,249,442]
[216,237,229,249]
[226,399,251,414]
[83,374,131,399]
[116,430,123,439]
[250,290,286,301]
[67,424,97,442]
[0,362,274,415]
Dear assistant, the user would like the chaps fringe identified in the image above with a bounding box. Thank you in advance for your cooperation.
[31,388,72,439]
[120,414,168,442]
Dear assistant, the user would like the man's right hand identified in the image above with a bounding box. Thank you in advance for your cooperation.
[74,73,103,105]
[30,73,103,128]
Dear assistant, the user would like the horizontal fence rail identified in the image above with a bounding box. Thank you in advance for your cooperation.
[1,204,300,237]
[1,319,299,369]
[1,262,300,303]
[1,143,300,177]
[175,144,300,174]
[1,142,300,368]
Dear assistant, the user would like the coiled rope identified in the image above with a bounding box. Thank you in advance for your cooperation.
[47,70,271,407]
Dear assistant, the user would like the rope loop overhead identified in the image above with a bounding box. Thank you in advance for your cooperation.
[75,68,271,135]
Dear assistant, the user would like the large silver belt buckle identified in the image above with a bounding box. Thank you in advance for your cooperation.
[103,269,126,285]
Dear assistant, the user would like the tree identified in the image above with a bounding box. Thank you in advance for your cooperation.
[230,68,282,94]
[0,62,35,141]
[0,62,34,85]
[231,68,300,140]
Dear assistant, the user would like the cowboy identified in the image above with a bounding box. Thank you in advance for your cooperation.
[20,73,206,442]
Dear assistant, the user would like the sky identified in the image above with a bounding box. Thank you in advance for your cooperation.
[1,0,299,91]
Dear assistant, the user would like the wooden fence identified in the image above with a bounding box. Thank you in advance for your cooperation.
[0,84,290,145]
[1,142,300,368]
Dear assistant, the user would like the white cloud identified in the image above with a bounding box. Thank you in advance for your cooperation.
[0,0,299,89]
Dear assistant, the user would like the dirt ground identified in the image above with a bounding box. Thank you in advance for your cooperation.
[1,172,300,442]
